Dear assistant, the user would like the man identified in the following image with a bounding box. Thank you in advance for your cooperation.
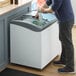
[36,0,75,73]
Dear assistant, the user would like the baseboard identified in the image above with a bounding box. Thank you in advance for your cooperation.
[0,62,8,71]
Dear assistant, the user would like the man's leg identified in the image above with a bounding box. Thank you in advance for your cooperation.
[58,20,74,72]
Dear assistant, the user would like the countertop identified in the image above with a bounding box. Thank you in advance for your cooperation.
[0,0,31,16]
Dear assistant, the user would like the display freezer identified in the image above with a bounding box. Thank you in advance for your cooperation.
[10,13,61,69]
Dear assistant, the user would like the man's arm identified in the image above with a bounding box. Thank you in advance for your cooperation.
[40,0,63,13]
[39,6,54,13]
[39,0,53,13]
[40,0,52,9]
[46,0,52,6]
[51,0,63,12]
[35,0,52,18]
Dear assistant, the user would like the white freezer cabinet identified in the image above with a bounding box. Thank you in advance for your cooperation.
[10,13,61,69]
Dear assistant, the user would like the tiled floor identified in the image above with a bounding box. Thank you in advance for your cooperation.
[7,27,76,76]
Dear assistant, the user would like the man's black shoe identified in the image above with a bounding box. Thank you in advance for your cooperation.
[53,60,65,66]
[58,67,75,73]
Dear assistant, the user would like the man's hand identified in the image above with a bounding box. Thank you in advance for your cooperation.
[32,12,39,19]
[35,12,39,19]
[39,6,47,13]
[39,6,54,13]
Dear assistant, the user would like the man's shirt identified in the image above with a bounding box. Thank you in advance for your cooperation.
[46,0,74,22]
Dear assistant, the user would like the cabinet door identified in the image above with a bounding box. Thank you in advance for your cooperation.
[0,19,6,69]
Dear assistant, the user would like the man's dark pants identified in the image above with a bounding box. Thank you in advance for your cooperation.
[59,19,74,70]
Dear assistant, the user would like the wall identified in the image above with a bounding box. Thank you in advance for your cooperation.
[71,0,76,25]
[0,0,5,1]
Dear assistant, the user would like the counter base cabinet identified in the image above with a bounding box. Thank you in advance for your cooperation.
[0,19,8,70]
[0,2,31,70]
